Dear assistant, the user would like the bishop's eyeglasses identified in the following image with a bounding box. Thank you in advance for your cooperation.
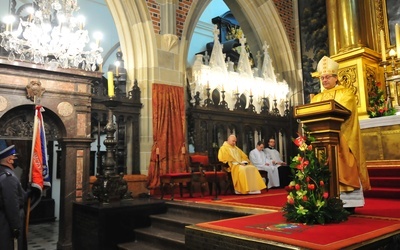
[319,75,335,81]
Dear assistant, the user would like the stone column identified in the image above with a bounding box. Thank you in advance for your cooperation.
[326,0,339,55]
[158,0,177,35]
[57,138,92,250]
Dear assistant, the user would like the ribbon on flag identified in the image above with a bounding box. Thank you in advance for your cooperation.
[29,105,51,209]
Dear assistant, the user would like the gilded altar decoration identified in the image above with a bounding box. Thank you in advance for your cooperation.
[367,79,396,118]
[282,128,349,225]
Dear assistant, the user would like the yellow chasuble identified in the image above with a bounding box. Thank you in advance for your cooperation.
[218,141,266,194]
[311,85,370,191]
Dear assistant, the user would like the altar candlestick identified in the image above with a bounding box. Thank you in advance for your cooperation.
[380,30,386,61]
[107,71,114,97]
[396,24,400,59]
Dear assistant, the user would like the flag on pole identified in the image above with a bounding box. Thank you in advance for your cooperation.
[29,105,51,209]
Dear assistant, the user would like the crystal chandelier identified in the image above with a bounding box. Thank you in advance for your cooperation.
[0,0,103,71]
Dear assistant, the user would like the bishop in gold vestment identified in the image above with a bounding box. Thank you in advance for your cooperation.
[312,56,370,209]
[218,135,266,194]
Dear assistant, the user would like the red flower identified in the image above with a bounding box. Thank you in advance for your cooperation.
[308,184,315,190]
[295,184,301,190]
[293,134,306,147]
[296,164,303,170]
[285,186,293,192]
[323,192,329,199]
[319,180,324,186]
[306,176,310,182]
[302,196,308,201]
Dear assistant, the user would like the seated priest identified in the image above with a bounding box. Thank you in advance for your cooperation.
[249,141,280,188]
[218,135,266,194]
[265,138,293,188]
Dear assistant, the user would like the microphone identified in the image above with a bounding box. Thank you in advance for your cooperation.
[289,86,305,108]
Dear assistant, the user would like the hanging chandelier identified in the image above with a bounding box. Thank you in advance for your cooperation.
[0,0,103,71]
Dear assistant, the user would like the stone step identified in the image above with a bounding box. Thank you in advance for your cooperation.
[134,226,185,249]
[164,200,255,221]
[117,199,263,249]
[370,177,400,188]
[364,187,400,199]
[367,167,400,177]
[149,212,207,235]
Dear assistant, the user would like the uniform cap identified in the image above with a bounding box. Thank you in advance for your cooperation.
[0,145,17,160]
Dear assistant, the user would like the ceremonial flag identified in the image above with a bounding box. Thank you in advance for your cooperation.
[29,105,51,209]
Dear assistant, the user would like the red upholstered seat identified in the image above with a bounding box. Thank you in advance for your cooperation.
[189,154,209,166]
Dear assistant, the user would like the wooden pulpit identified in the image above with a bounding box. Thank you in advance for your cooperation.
[294,100,351,198]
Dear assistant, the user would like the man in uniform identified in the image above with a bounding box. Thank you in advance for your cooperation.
[0,145,27,250]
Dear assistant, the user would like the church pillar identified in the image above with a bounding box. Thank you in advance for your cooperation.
[57,138,92,250]
[337,0,364,52]
[157,0,177,35]
[326,0,339,55]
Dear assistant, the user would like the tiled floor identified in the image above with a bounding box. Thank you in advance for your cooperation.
[27,221,58,250]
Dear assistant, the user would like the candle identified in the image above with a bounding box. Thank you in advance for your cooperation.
[156,147,160,155]
[115,65,119,76]
[250,89,252,96]
[236,86,239,94]
[389,49,396,58]
[206,81,210,89]
[221,85,224,91]
[396,24,400,59]
[380,30,386,61]
[107,71,114,97]
[181,146,185,154]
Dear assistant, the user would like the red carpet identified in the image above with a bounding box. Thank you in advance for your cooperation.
[196,212,400,249]
[160,188,400,219]
[158,188,400,248]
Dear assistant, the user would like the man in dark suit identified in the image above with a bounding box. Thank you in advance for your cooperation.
[0,145,27,250]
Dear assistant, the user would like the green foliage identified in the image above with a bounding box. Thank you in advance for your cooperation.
[367,79,396,118]
[282,128,349,225]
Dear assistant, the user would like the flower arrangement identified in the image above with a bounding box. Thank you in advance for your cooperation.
[367,79,396,118]
[282,128,349,225]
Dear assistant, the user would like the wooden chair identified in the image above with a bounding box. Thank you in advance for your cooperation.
[159,172,192,200]
[220,162,235,195]
[189,153,228,197]
[258,170,269,192]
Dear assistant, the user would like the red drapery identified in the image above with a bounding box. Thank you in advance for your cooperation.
[147,84,188,189]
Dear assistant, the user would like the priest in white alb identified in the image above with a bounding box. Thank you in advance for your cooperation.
[249,141,280,188]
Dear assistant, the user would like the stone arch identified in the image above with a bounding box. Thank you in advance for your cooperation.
[0,104,66,140]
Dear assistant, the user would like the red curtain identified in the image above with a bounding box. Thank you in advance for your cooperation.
[147,84,188,189]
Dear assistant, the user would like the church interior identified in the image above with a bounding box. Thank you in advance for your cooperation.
[1,0,400,249]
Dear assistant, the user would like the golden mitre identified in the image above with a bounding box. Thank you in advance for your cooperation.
[317,56,339,75]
